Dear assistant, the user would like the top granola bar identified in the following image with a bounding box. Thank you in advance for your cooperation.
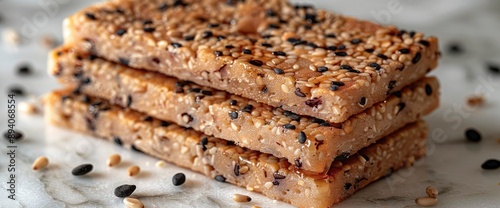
[63,0,440,122]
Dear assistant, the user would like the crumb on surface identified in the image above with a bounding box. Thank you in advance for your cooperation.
[467,95,485,107]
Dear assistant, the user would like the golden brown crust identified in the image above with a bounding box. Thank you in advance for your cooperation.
[44,90,427,208]
[50,46,439,173]
[63,0,440,123]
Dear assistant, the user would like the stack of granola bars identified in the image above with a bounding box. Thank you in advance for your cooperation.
[45,0,440,207]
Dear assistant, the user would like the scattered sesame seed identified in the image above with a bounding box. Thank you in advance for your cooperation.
[107,154,121,167]
[340,65,352,70]
[116,29,127,36]
[143,27,155,33]
[412,52,422,64]
[481,159,500,170]
[418,40,430,46]
[272,51,286,56]
[294,88,306,97]
[242,49,252,54]
[447,42,463,54]
[465,128,481,142]
[128,165,141,177]
[214,175,226,182]
[72,163,93,176]
[369,62,381,70]
[114,137,123,146]
[32,156,49,171]
[365,48,375,53]
[200,137,208,151]
[426,186,439,198]
[326,46,337,51]
[298,132,307,144]
[232,194,252,203]
[172,173,186,186]
[359,97,367,106]
[17,64,33,75]
[8,86,25,96]
[487,63,500,74]
[249,60,263,66]
[19,102,38,114]
[155,160,166,168]
[377,54,389,60]
[201,31,213,39]
[114,184,137,197]
[273,67,284,74]
[415,197,438,207]
[123,197,144,208]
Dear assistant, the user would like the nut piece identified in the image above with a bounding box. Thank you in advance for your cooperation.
[415,197,438,207]
[128,165,141,177]
[107,154,121,167]
[232,194,252,203]
[426,186,438,198]
[32,156,49,170]
[123,197,144,208]
[19,102,38,114]
[155,160,166,168]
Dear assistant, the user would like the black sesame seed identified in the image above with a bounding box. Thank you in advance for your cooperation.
[242,104,254,113]
[143,116,153,122]
[8,86,25,96]
[272,51,286,56]
[85,13,97,20]
[340,65,352,70]
[359,97,367,106]
[131,144,143,153]
[361,154,370,161]
[398,48,410,54]
[200,137,208,151]
[312,118,325,124]
[126,95,133,107]
[337,45,346,50]
[261,43,272,47]
[266,9,276,17]
[261,86,268,93]
[465,128,482,142]
[268,23,280,29]
[118,57,130,66]
[487,64,500,74]
[88,54,97,61]
[272,180,280,185]
[143,27,155,33]
[242,49,252,54]
[113,137,123,146]
[392,91,402,98]
[261,34,273,39]
[344,183,352,190]
[157,3,169,11]
[306,42,318,48]
[425,84,433,96]
[481,159,500,170]
[325,33,336,38]
[350,39,361,44]
[143,20,153,25]
[213,50,223,57]
[273,67,284,74]
[273,172,286,180]
[287,37,300,44]
[377,54,389,60]
[230,100,237,106]
[298,132,307,144]
[207,23,219,28]
[17,64,32,75]
[294,158,302,168]
[326,46,337,51]
[172,42,183,48]
[71,164,93,176]
[201,90,213,96]
[233,163,240,176]
[294,88,306,97]
[172,173,186,186]
[305,97,322,108]
[317,66,328,73]
[304,13,317,23]
[283,111,300,121]
[115,29,127,36]
[409,31,416,37]
[188,88,201,93]
[81,77,91,85]
[3,130,23,141]
[365,48,375,53]
[114,184,136,197]
[448,42,463,54]
[214,175,226,182]
[249,60,263,67]
[160,121,170,127]
[202,31,213,39]
[229,111,238,119]
[334,152,350,161]
[369,62,381,70]
[418,40,430,47]
[334,51,347,56]
[348,69,361,73]
[329,85,339,91]
[397,102,406,113]
[331,81,345,86]
[388,80,396,91]
[283,124,296,130]
[412,52,421,64]
[183,35,195,41]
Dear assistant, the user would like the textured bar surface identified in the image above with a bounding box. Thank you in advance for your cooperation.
[63,0,440,123]
[50,47,439,173]
[45,90,427,208]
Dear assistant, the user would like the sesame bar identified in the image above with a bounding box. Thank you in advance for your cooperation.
[50,46,439,173]
[63,0,440,123]
[44,90,428,208]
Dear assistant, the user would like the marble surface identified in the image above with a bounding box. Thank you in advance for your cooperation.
[1,0,500,207]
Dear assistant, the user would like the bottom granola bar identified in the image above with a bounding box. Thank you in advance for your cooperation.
[44,89,427,208]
